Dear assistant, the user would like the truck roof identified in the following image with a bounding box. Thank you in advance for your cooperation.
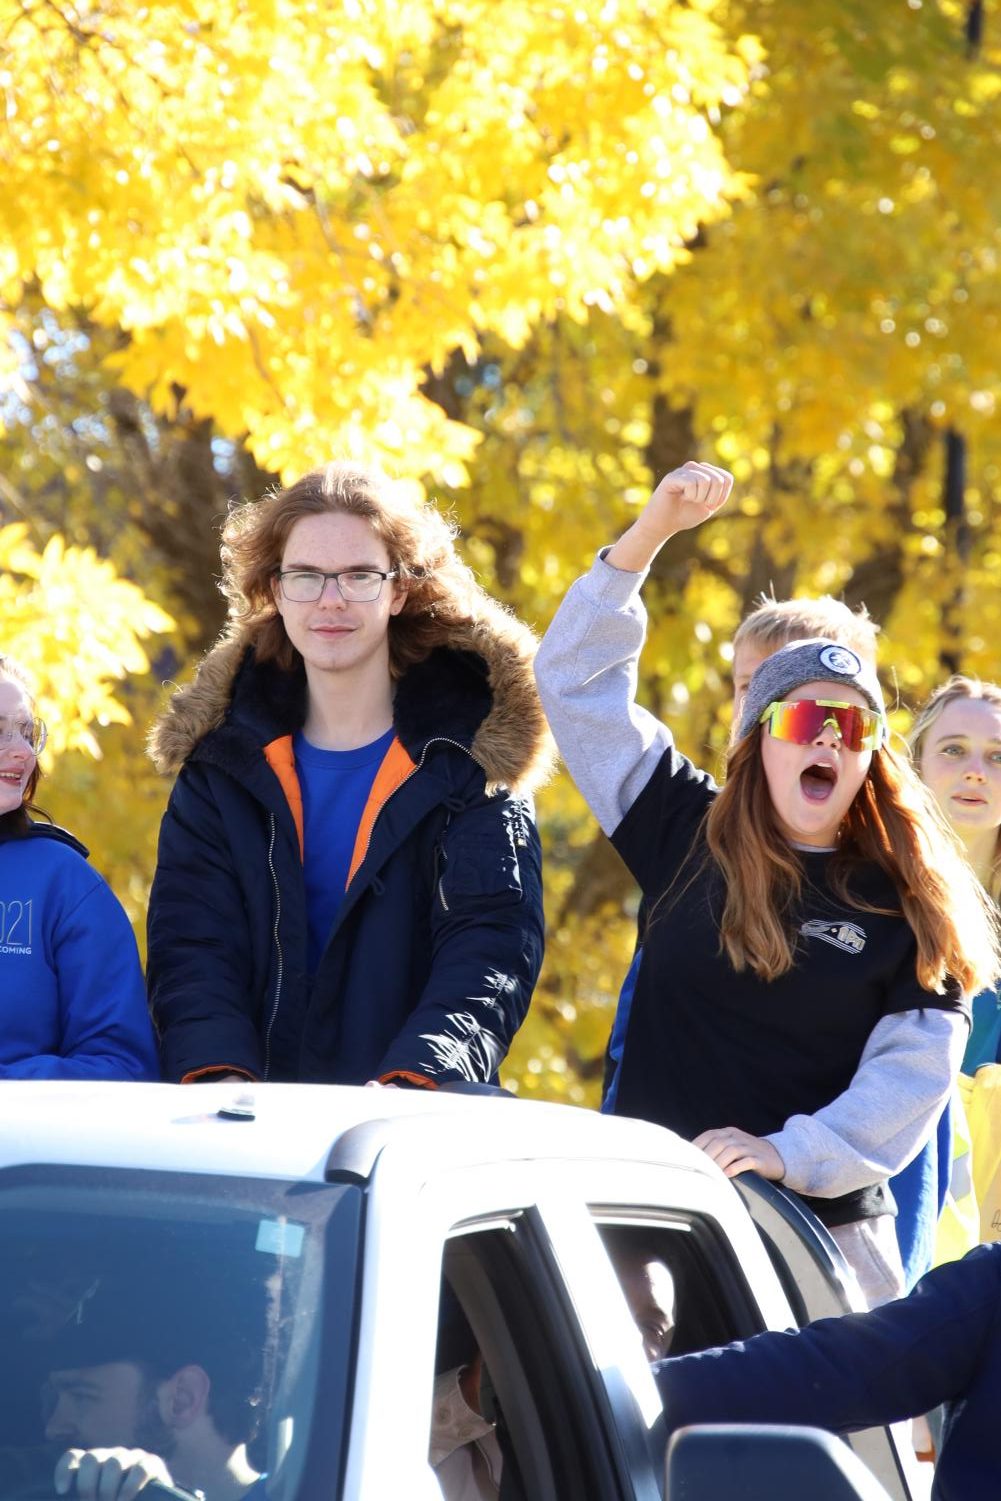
[0,1080,715,1185]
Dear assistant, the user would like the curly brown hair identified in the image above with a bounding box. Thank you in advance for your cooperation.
[220,462,487,678]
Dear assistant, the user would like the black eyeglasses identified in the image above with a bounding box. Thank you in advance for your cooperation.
[276,569,398,603]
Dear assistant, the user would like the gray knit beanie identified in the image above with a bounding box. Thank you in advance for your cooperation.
[737,637,886,742]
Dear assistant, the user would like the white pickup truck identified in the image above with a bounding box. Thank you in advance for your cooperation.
[0,1081,915,1500]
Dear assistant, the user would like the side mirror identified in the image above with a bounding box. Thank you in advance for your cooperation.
[666,1424,894,1500]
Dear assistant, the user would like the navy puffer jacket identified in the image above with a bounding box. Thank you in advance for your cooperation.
[146,623,551,1086]
[659,1242,1001,1501]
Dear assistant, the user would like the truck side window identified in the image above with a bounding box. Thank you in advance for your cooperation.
[432,1216,635,1501]
[596,1222,680,1361]
[590,1213,767,1354]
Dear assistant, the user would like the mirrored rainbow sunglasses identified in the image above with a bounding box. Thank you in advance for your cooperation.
[759,698,884,752]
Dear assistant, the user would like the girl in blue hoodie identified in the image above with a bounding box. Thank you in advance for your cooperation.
[0,655,158,1080]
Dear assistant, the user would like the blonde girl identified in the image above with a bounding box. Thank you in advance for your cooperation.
[911,677,1001,1075]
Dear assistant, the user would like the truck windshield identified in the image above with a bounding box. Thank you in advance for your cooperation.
[0,1165,362,1501]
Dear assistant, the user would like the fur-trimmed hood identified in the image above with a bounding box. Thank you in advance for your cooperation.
[148,606,555,796]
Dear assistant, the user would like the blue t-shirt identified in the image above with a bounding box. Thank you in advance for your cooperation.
[294,727,395,976]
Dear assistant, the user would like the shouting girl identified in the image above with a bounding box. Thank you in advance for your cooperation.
[535,463,998,1304]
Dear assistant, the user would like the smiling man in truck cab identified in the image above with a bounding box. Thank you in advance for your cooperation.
[37,1272,270,1501]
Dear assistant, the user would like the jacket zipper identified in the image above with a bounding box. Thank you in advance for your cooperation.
[264,737,474,1065]
[263,813,284,1081]
[353,736,475,906]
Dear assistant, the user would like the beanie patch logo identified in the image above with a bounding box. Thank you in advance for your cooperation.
[818,645,861,677]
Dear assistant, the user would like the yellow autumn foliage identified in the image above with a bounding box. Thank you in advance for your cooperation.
[2,1,1000,1102]
[0,525,174,757]
[1,0,749,481]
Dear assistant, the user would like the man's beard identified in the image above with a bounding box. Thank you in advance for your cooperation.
[133,1379,178,1460]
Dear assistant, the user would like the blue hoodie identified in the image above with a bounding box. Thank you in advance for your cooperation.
[0,822,158,1080]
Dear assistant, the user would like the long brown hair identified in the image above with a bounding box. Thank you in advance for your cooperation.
[702,731,1000,994]
[220,462,490,678]
[908,675,1001,904]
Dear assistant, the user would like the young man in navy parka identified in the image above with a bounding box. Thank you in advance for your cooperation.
[146,462,549,1088]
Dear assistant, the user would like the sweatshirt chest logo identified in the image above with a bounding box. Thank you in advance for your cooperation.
[800,917,867,955]
[0,898,33,955]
